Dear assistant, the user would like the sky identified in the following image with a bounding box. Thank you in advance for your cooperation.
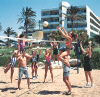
[0,0,100,36]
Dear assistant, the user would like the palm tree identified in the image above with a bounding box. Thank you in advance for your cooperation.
[37,20,42,30]
[0,23,2,31]
[17,7,36,35]
[4,27,17,47]
[65,6,84,30]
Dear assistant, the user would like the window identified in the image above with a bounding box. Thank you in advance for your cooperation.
[90,25,99,33]
[43,19,50,22]
[90,32,96,38]
[67,23,87,28]
[43,12,50,16]
[90,12,100,24]
[90,19,100,28]
[51,11,59,15]
[43,33,50,40]
[52,18,59,22]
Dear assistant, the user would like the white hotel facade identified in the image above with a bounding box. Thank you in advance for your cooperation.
[41,2,100,40]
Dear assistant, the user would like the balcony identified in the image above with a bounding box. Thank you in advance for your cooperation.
[67,27,86,31]
[49,22,59,25]
[41,15,59,18]
[67,20,87,23]
[41,8,59,12]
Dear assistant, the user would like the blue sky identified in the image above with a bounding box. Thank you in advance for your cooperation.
[0,0,100,36]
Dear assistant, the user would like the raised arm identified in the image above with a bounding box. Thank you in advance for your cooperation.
[89,41,92,58]
[43,51,45,57]
[25,48,39,59]
[60,27,68,35]
[32,48,39,57]
[16,55,21,61]
[17,31,21,51]
[28,48,31,55]
[56,26,71,40]
[25,37,38,42]
[80,41,86,54]
[39,50,41,56]
[53,39,58,48]
[50,43,53,55]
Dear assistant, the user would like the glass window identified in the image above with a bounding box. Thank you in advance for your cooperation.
[90,32,95,38]
[43,13,49,16]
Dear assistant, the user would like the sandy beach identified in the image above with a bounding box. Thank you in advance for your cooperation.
[0,66,100,97]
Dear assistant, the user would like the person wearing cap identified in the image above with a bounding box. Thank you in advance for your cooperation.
[4,50,19,83]
[58,47,71,95]
[28,48,41,79]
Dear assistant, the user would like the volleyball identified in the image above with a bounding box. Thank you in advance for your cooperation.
[43,21,48,27]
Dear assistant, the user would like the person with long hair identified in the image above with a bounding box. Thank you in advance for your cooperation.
[56,26,77,67]
[4,50,19,83]
[43,43,53,83]
[17,31,38,53]
[80,41,94,88]
[53,39,59,64]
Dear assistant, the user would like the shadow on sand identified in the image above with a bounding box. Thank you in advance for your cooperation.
[72,85,83,88]
[0,81,8,84]
[30,81,42,84]
[38,90,60,95]
[0,87,18,92]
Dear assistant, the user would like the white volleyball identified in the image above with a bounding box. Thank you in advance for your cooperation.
[43,21,48,27]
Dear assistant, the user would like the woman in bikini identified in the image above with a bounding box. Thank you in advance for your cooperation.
[43,43,53,83]
[56,26,77,67]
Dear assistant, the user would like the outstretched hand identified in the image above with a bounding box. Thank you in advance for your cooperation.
[36,37,39,40]
[18,31,21,37]
[61,26,64,29]
[50,42,53,46]
[89,41,92,44]
[56,26,60,30]
[43,51,45,54]
[80,41,82,44]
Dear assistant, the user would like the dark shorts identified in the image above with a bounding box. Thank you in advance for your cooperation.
[84,64,92,71]
[53,48,58,55]
[63,71,70,77]
[19,67,30,79]
[31,62,38,69]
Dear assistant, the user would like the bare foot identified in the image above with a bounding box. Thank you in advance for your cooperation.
[18,88,21,90]
[28,87,31,89]
[43,80,45,83]
[66,91,71,95]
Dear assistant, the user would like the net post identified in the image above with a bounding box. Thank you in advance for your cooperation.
[77,38,79,74]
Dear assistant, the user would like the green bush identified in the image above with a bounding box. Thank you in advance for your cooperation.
[0,55,19,67]
[79,51,100,69]
[0,55,11,66]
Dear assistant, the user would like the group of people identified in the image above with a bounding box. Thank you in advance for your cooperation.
[3,26,94,95]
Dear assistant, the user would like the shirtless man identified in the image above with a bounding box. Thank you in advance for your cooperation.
[17,48,38,89]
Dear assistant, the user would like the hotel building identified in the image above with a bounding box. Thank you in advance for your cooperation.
[41,2,100,40]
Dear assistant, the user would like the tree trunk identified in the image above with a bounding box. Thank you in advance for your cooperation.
[39,24,40,30]
[72,21,73,30]
[26,23,28,36]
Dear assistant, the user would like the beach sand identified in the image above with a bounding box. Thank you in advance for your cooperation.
[0,66,100,97]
